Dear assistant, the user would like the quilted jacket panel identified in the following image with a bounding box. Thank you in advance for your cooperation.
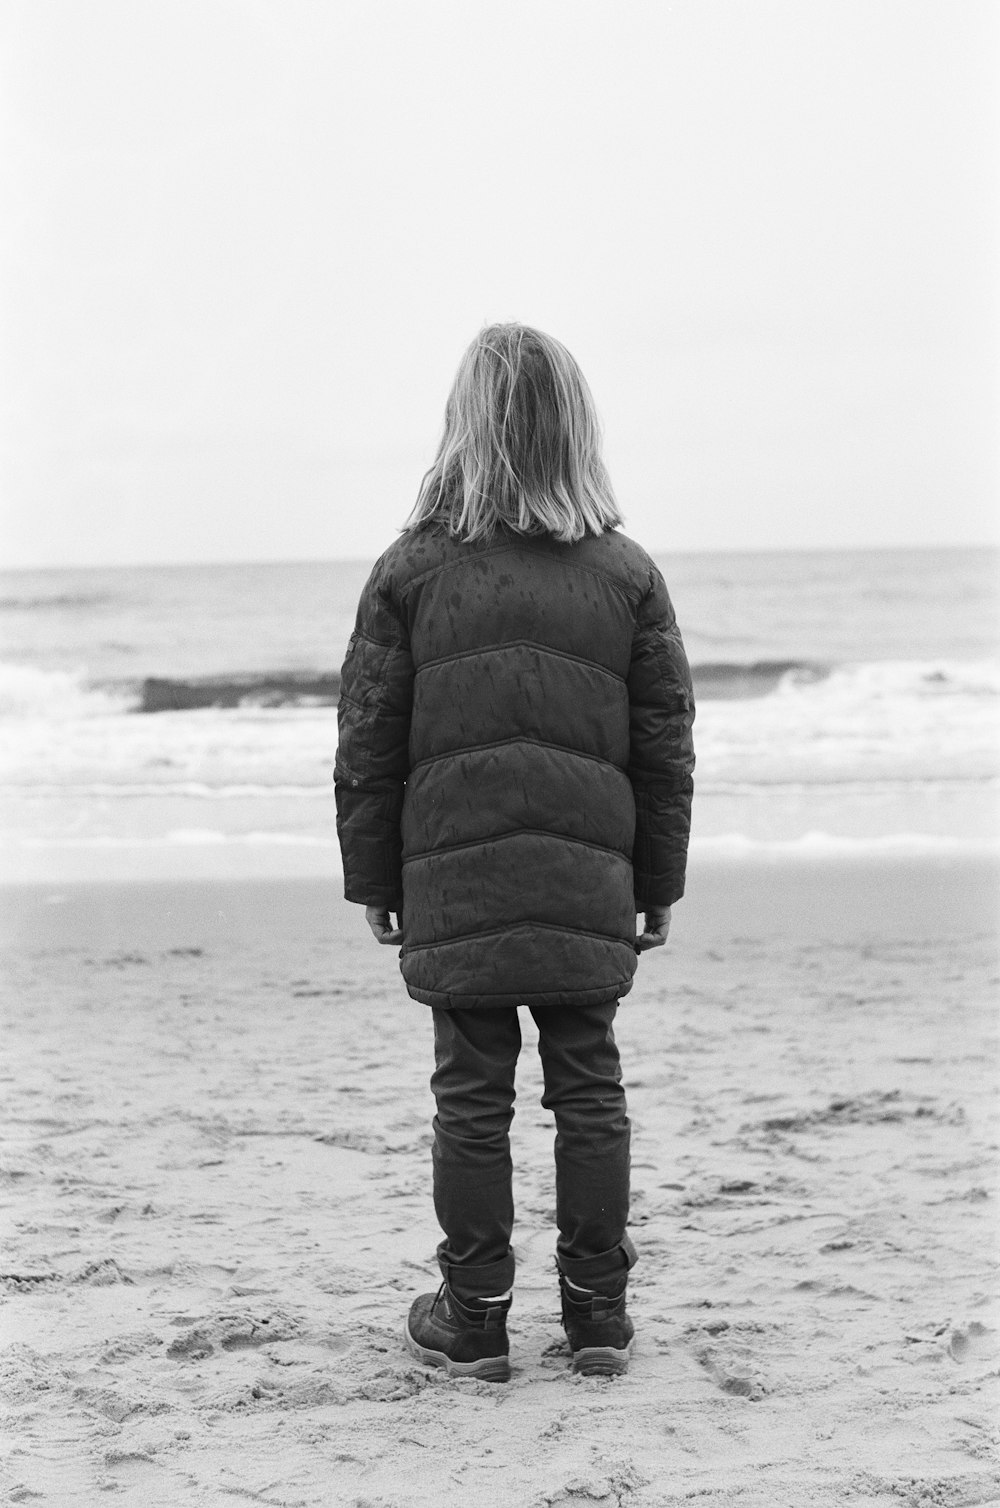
[335,525,694,1008]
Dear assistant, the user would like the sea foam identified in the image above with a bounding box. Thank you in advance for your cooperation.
[0,662,132,720]
[1,658,997,792]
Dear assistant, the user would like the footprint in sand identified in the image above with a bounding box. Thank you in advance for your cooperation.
[706,1363,762,1399]
[693,1342,767,1401]
[166,1327,215,1360]
[165,1310,350,1367]
[948,1322,997,1363]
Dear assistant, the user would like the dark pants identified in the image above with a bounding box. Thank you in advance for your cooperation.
[430,1000,636,1303]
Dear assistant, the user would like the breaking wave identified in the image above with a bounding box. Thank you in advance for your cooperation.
[1,657,997,795]
[0,663,133,720]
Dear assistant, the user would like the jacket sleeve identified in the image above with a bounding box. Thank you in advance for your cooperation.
[334,554,413,909]
[627,565,695,910]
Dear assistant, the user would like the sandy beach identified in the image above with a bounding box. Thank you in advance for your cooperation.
[1,855,998,1506]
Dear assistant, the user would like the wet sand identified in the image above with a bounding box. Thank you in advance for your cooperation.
[1,857,998,1506]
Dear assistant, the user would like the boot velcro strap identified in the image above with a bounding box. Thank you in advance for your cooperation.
[447,1288,511,1329]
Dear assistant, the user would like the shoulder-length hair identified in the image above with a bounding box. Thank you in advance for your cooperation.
[405,324,623,544]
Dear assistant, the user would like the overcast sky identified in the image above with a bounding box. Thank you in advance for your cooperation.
[1,0,996,568]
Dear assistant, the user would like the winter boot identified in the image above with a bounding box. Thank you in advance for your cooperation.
[404,1283,511,1382]
[559,1273,635,1376]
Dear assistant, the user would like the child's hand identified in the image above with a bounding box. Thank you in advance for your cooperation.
[365,905,404,945]
[635,906,671,953]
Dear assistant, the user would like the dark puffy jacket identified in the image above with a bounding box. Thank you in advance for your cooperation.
[335,525,694,1010]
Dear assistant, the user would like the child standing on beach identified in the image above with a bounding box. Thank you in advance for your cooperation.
[335,324,694,1380]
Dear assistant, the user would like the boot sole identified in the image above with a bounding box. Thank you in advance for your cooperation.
[571,1339,634,1377]
[403,1320,511,1382]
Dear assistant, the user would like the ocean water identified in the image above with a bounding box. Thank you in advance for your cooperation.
[1,546,996,882]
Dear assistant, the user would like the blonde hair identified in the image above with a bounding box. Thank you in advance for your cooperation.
[406,324,623,544]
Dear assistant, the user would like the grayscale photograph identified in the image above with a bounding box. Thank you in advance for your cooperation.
[1,2,997,1504]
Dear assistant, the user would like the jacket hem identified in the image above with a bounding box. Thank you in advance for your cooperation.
[404,976,635,1010]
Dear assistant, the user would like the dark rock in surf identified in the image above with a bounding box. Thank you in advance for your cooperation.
[139,672,341,713]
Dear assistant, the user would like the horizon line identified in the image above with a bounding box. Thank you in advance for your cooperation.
[1,539,997,574]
